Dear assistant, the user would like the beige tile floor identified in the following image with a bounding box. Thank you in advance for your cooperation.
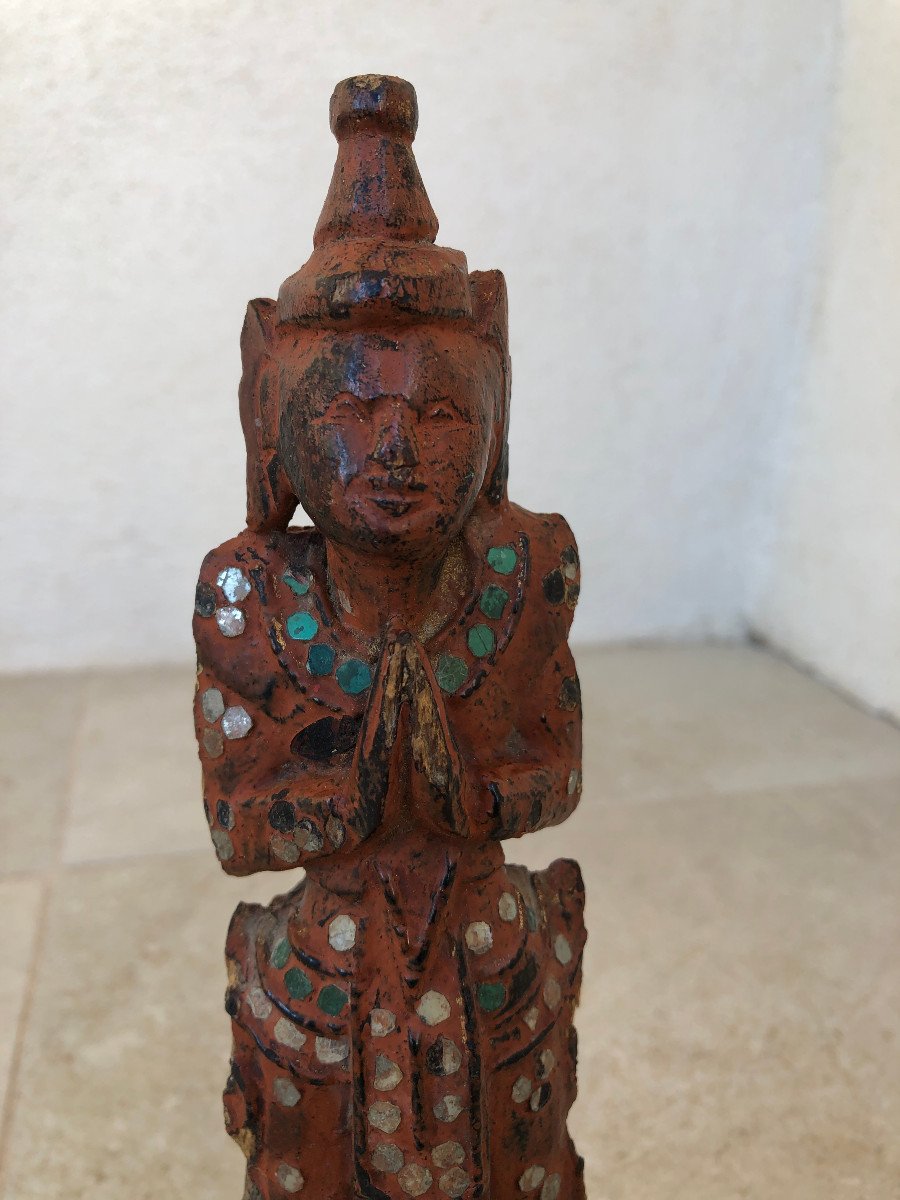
[0,644,898,1199]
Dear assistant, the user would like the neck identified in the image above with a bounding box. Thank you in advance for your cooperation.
[324,537,469,641]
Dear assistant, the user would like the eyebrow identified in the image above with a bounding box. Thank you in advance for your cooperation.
[338,391,471,421]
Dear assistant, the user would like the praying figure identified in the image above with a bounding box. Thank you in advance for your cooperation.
[193,75,585,1200]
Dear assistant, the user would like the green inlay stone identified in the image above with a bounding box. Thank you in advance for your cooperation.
[286,611,318,641]
[476,981,506,1013]
[435,653,468,694]
[525,906,539,932]
[284,966,313,1000]
[282,571,311,597]
[486,545,517,575]
[318,984,349,1016]
[307,643,336,676]
[467,624,496,658]
[336,658,372,695]
[270,938,291,969]
[479,584,509,621]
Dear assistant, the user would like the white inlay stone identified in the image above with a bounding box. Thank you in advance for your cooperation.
[368,1100,402,1134]
[431,1142,465,1169]
[211,829,234,861]
[430,1036,462,1076]
[398,1164,432,1197]
[518,1166,546,1192]
[247,987,272,1020]
[315,1035,349,1064]
[374,1054,403,1092]
[273,1077,301,1106]
[329,914,356,952]
[498,892,518,922]
[370,1008,397,1037]
[217,566,252,603]
[334,585,352,613]
[326,816,345,848]
[554,934,572,965]
[541,1174,561,1200]
[433,1095,463,1123]
[215,605,245,637]
[567,768,581,795]
[274,1017,307,1051]
[538,1049,556,1078]
[271,834,300,864]
[524,1007,539,1031]
[417,990,451,1026]
[294,820,323,852]
[464,921,493,955]
[529,1086,548,1112]
[439,1167,470,1198]
[222,705,253,739]
[511,1076,532,1103]
[202,727,224,758]
[276,1164,304,1193]
[543,978,561,1010]
[372,1143,404,1174]
[201,687,225,723]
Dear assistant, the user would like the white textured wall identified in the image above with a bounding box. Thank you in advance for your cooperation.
[749,0,900,721]
[1,1,839,670]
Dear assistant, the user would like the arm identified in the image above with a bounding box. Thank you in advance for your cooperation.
[404,635,582,842]
[405,517,582,842]
[196,627,405,876]
[480,516,583,838]
[478,642,582,839]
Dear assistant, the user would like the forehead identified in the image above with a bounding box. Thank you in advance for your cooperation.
[283,326,484,400]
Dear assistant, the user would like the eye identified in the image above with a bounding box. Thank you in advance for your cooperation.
[312,392,366,424]
[426,402,457,422]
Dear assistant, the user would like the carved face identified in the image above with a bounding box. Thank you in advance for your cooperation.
[279,326,499,556]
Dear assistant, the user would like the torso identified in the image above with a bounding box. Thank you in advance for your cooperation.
[195,499,578,805]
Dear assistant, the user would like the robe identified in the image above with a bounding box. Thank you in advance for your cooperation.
[193,500,585,1200]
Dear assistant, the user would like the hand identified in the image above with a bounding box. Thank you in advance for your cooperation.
[404,640,489,838]
[344,635,406,836]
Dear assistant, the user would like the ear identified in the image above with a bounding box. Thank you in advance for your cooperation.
[238,299,297,532]
[469,270,510,504]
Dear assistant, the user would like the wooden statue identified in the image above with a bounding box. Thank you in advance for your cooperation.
[193,75,585,1200]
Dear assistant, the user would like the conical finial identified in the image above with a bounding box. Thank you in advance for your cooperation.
[277,75,472,328]
[313,75,439,247]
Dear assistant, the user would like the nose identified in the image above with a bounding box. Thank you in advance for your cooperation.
[371,410,419,471]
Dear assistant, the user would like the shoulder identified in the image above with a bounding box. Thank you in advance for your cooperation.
[193,526,319,690]
[195,525,320,598]
[504,503,580,632]
[194,528,282,622]
[457,503,578,705]
[507,503,578,570]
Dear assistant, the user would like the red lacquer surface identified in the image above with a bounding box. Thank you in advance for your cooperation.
[193,75,585,1200]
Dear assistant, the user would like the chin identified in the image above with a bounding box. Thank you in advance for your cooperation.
[344,498,462,556]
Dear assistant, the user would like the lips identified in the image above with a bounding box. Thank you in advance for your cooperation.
[372,496,414,516]
[355,473,426,517]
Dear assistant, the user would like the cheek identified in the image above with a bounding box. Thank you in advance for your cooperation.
[303,423,364,490]
[420,421,489,500]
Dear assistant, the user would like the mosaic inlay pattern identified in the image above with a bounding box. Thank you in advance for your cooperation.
[193,73,585,1200]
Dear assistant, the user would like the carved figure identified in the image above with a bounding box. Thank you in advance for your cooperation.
[194,75,585,1200]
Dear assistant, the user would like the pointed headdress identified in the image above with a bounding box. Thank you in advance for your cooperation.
[240,75,510,530]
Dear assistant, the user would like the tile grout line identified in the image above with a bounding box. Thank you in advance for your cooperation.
[54,673,93,871]
[746,632,900,732]
[0,675,90,1187]
[0,876,51,1187]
